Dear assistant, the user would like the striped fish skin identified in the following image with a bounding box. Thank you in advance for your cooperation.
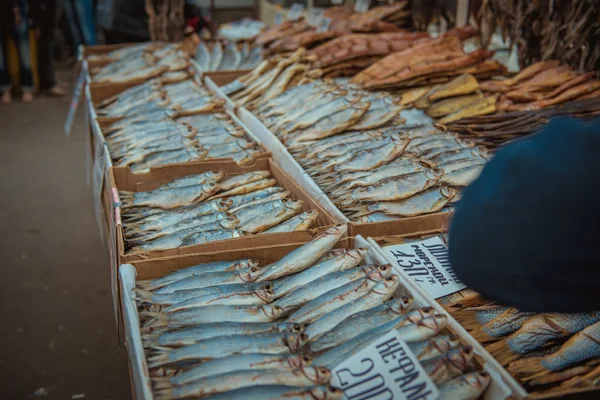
[177,385,342,400]
[161,353,312,387]
[155,367,331,400]
[143,321,302,347]
[149,303,285,327]
[154,266,264,294]
[408,334,461,362]
[422,346,474,385]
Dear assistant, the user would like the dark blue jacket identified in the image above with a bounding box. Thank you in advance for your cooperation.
[449,117,600,313]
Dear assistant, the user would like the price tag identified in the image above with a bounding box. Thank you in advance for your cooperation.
[332,330,440,400]
[220,79,246,96]
[354,0,371,12]
[64,69,86,136]
[274,11,284,25]
[288,3,305,20]
[307,7,324,27]
[384,237,466,299]
[317,16,332,32]
[332,0,344,4]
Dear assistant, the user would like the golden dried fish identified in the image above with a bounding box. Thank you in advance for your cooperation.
[437,94,498,124]
[426,93,484,118]
[428,74,480,101]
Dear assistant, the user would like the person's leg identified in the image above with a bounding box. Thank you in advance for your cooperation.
[61,0,83,49]
[0,22,12,103]
[74,0,96,45]
[14,1,34,102]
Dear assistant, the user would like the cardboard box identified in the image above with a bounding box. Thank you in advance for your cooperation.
[119,234,515,399]
[236,106,454,238]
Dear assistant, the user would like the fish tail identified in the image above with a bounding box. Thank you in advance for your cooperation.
[153,388,173,400]
[147,351,171,369]
[506,356,546,380]
[530,366,595,387]
[451,310,489,331]
[133,287,154,303]
[347,205,371,218]
[141,331,160,345]
[127,238,147,248]
[119,191,134,203]
[151,377,172,390]
[469,328,499,343]
[138,311,165,324]
[485,339,521,366]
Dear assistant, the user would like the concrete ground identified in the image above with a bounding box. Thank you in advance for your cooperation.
[0,69,131,399]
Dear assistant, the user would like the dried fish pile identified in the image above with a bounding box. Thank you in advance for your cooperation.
[352,33,502,90]
[91,43,192,84]
[445,97,600,149]
[120,170,321,254]
[253,79,491,222]
[98,78,265,170]
[446,291,600,394]
[475,0,600,72]
[86,42,153,63]
[400,73,503,124]
[479,60,600,113]
[194,42,263,72]
[218,19,265,42]
[132,227,490,399]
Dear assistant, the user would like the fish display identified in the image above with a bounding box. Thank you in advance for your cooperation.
[195,41,263,72]
[247,78,491,221]
[120,171,321,254]
[128,229,495,399]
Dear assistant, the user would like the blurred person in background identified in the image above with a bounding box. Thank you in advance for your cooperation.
[31,0,67,97]
[61,0,96,49]
[0,0,34,104]
[97,0,150,44]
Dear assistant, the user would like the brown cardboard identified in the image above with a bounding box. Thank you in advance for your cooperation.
[110,158,343,265]
[203,70,251,86]
[349,212,453,238]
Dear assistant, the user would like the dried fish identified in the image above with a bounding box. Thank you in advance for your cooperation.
[438,372,491,400]
[264,210,319,233]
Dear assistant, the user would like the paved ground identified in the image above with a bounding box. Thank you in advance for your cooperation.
[0,69,131,399]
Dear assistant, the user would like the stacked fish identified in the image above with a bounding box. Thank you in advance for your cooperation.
[195,42,263,72]
[86,42,153,63]
[132,227,491,399]
[218,19,265,43]
[98,79,265,170]
[91,43,192,84]
[253,79,491,222]
[352,34,503,90]
[449,298,600,393]
[120,170,321,254]
[479,60,600,112]
[447,97,600,149]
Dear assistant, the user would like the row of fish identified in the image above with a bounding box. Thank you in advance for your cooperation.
[195,41,263,72]
[120,170,320,254]
[252,79,490,221]
[98,78,264,170]
[90,42,192,84]
[132,226,491,399]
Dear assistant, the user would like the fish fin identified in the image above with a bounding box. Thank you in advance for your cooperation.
[347,205,371,219]
[151,377,172,390]
[506,356,546,380]
[486,339,521,366]
[133,287,154,303]
[119,191,134,202]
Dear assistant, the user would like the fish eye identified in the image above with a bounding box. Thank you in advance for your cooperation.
[319,367,329,374]
[264,283,273,289]
[301,333,309,340]
[251,267,259,272]
[302,355,311,362]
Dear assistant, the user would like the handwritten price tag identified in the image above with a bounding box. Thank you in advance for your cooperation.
[288,3,305,20]
[354,0,371,12]
[332,330,440,400]
[385,237,466,299]
[307,8,324,27]
[317,16,332,32]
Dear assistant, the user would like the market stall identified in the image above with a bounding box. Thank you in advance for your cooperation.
[72,1,600,398]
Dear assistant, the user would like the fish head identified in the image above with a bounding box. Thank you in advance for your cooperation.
[287,354,312,369]
[407,307,435,323]
[441,186,457,200]
[220,217,240,230]
[203,181,221,196]
[367,264,393,281]
[303,366,332,384]
[283,199,305,211]
[448,345,474,371]
[255,170,271,179]
[435,334,460,354]
[237,258,260,270]
[427,168,445,182]
[254,281,276,303]
[210,170,226,182]
[283,332,306,353]
[214,198,233,211]
[348,248,369,263]
[373,275,400,294]
[308,386,344,400]
[323,224,348,239]
[276,322,305,334]
[302,209,320,221]
[420,314,448,334]
[232,230,247,238]
[240,264,264,282]
[464,372,491,391]
[389,295,414,314]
